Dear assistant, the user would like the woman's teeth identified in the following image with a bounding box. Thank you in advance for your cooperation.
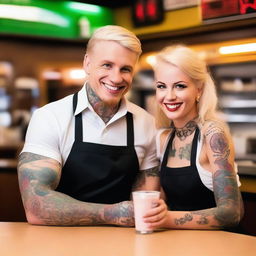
[165,103,182,111]
[166,104,180,109]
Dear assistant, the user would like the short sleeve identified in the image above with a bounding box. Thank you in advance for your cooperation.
[156,128,171,163]
[137,115,159,171]
[21,107,62,164]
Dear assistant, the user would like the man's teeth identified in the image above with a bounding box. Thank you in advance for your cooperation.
[104,83,119,91]
[166,104,180,109]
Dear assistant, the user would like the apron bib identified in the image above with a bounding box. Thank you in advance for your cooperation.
[56,93,139,204]
[160,127,216,211]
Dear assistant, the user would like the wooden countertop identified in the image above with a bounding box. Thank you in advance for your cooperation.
[0,222,255,256]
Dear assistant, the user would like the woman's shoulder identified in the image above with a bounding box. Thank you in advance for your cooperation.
[158,128,172,141]
[200,119,228,137]
[200,119,233,150]
[156,128,173,155]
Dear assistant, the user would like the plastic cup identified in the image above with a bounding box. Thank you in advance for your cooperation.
[132,191,160,234]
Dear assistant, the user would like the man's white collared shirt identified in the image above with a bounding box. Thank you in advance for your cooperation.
[22,84,158,170]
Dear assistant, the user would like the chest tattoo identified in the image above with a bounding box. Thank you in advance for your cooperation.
[178,144,192,161]
[169,141,192,161]
[169,146,176,157]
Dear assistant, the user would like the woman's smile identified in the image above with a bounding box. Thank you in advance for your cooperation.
[164,103,183,112]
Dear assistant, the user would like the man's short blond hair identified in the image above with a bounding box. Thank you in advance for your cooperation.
[86,25,142,57]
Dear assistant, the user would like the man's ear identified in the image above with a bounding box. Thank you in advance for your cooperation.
[83,54,90,75]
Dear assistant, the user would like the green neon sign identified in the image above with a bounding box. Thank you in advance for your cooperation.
[0,0,114,39]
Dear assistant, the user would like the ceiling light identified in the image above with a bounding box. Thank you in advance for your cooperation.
[0,5,69,27]
[219,43,256,55]
[145,55,156,66]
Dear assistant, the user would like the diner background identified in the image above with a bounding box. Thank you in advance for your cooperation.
[0,0,255,235]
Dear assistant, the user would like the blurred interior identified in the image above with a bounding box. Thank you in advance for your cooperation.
[0,0,256,235]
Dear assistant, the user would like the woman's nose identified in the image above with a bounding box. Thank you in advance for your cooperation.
[166,88,176,100]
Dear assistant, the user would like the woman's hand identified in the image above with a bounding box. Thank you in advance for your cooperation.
[143,199,169,229]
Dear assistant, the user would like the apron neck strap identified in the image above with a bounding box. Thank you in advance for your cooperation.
[126,112,134,146]
[73,92,83,141]
[162,126,199,167]
[73,93,134,145]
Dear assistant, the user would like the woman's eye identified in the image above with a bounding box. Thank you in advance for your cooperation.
[156,83,166,89]
[175,83,187,89]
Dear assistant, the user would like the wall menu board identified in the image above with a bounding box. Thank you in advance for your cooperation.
[201,0,256,21]
[0,0,114,39]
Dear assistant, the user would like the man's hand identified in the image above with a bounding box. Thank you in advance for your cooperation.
[104,201,134,227]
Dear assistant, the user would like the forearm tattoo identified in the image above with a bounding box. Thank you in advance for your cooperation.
[19,152,132,226]
[174,211,211,226]
[174,213,193,225]
[206,124,240,227]
[104,201,134,226]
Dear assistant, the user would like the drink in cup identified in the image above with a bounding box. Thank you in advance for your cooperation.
[132,191,160,234]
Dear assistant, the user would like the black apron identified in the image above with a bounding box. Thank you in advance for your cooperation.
[160,127,216,211]
[56,93,139,204]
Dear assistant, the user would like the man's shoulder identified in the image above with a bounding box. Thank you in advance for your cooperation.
[37,94,73,115]
[126,100,154,120]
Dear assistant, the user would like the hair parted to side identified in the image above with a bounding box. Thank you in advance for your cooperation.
[86,25,142,57]
[154,44,222,129]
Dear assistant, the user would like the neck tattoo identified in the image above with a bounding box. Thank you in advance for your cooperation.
[172,119,198,141]
[86,84,120,124]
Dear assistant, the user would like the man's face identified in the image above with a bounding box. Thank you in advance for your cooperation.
[84,40,138,107]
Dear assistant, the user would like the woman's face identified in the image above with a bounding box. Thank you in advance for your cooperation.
[155,60,201,128]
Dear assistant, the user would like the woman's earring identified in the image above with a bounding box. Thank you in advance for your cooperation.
[196,96,200,103]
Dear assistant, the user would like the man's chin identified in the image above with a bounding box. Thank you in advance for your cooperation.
[103,97,122,107]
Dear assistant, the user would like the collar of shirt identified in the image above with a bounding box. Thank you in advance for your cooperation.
[74,83,129,124]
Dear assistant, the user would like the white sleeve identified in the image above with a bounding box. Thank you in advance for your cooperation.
[21,107,62,164]
[138,116,159,171]
[156,128,171,163]
[156,129,165,161]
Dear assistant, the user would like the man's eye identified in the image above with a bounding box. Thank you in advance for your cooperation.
[121,68,132,73]
[103,63,111,68]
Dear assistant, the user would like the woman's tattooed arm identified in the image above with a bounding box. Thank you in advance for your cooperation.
[166,122,243,229]
[206,123,242,228]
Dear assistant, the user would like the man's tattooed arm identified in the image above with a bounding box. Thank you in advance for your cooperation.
[132,166,160,191]
[166,122,243,230]
[18,152,134,226]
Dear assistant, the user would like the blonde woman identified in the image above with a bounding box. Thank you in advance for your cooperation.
[144,45,244,230]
